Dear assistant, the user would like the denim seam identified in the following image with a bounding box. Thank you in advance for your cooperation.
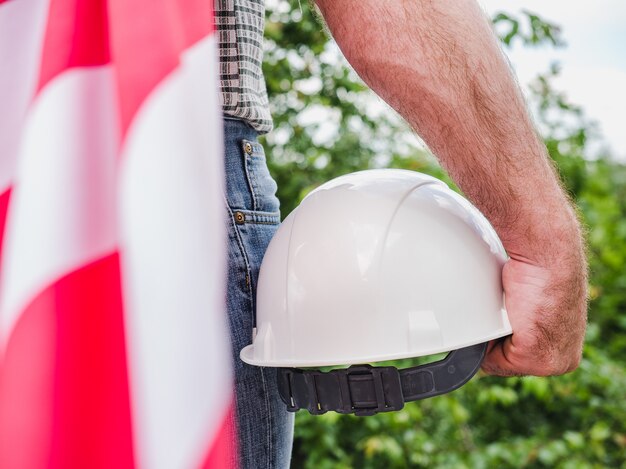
[259,367,272,469]
[224,197,254,325]
[242,143,258,212]
[231,210,280,226]
[244,220,279,226]
[235,209,280,225]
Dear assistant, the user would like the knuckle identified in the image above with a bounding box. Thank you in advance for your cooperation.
[540,354,579,376]
[540,355,565,376]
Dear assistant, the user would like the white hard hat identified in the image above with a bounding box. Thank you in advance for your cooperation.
[240,169,512,415]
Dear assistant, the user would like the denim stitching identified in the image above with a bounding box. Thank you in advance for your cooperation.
[237,216,280,225]
[247,220,280,226]
[245,214,280,222]
[242,141,258,212]
[224,197,254,326]
[234,209,280,225]
[259,367,272,469]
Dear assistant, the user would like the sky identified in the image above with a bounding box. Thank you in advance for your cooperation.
[480,0,626,160]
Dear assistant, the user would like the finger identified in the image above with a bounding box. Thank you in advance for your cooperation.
[481,338,527,377]
[482,336,566,377]
[484,339,499,355]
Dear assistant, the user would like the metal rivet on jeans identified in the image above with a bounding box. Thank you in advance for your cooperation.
[234,211,245,224]
[243,142,253,155]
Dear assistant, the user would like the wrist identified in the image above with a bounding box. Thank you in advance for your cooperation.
[502,198,585,268]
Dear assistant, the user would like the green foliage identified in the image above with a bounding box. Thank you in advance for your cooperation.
[493,10,564,48]
[260,2,626,467]
[262,0,440,217]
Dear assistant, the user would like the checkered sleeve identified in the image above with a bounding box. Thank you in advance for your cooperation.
[215,0,273,133]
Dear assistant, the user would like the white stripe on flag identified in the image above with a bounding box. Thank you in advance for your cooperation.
[0,67,119,340]
[0,0,49,192]
[119,35,231,469]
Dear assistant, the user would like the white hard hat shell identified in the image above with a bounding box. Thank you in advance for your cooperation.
[241,169,512,367]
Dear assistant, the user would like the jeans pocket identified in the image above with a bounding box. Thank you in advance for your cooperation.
[242,139,280,215]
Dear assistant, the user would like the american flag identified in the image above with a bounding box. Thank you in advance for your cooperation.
[0,0,236,468]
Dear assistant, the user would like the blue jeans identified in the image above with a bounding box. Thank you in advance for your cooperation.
[223,117,294,468]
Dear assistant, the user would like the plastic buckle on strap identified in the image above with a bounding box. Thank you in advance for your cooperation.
[342,365,404,416]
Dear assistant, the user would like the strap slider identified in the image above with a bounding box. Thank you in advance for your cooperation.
[342,365,404,416]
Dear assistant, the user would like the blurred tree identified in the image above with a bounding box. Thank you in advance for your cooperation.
[260,1,626,467]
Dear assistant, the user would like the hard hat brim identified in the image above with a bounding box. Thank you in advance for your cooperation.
[239,325,511,368]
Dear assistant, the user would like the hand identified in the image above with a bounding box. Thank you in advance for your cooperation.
[482,256,588,376]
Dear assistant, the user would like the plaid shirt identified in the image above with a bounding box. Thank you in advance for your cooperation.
[215,0,273,133]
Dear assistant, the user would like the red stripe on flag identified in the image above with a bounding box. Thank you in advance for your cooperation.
[107,0,214,136]
[0,188,10,274]
[37,0,110,92]
[198,402,238,469]
[179,0,215,46]
[0,277,56,469]
[0,253,135,469]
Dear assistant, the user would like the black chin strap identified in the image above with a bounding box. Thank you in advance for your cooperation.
[276,342,487,416]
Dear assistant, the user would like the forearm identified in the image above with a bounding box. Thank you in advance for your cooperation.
[315,0,583,265]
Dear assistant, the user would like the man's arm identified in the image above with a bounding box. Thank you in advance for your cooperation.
[314,0,587,376]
